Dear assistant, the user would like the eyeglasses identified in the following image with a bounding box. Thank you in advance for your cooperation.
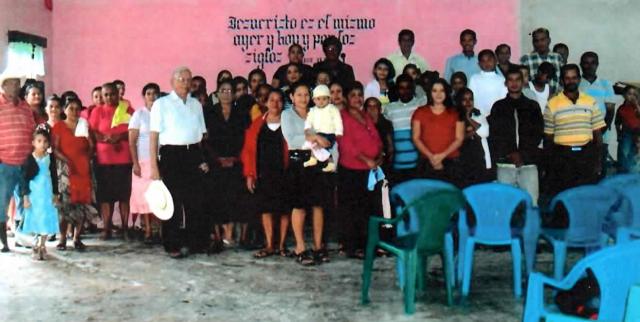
[219,89,232,93]
[175,77,192,83]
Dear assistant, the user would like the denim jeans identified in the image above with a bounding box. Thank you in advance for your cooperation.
[0,163,22,222]
[496,163,539,206]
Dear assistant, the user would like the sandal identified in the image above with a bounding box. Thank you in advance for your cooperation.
[295,250,316,266]
[278,248,292,257]
[74,240,86,251]
[314,248,330,263]
[253,248,275,259]
[56,241,67,251]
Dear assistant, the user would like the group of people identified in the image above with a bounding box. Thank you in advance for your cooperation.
[0,27,631,265]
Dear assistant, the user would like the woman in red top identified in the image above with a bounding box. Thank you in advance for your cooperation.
[88,83,133,240]
[24,83,47,124]
[240,88,290,259]
[52,98,97,250]
[614,86,640,173]
[411,78,464,186]
[337,82,383,258]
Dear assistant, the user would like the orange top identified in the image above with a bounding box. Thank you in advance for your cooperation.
[411,106,461,159]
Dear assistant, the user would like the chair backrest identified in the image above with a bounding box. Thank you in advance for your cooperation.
[463,183,532,242]
[550,185,620,245]
[408,189,466,254]
[604,182,640,229]
[600,174,640,189]
[562,241,640,321]
[391,179,458,236]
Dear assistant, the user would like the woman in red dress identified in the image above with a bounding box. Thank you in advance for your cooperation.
[52,98,97,250]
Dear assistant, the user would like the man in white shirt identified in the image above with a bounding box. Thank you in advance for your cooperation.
[150,66,209,259]
[468,49,507,116]
[387,29,429,80]
[523,62,555,114]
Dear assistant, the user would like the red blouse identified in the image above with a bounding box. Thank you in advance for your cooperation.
[337,109,382,170]
[411,106,461,159]
[88,104,133,165]
[617,103,640,131]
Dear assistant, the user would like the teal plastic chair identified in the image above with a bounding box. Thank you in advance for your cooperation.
[361,189,466,314]
[523,241,640,322]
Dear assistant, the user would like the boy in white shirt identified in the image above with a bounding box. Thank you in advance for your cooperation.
[303,85,343,172]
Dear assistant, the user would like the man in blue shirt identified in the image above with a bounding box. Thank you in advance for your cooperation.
[444,29,481,82]
[579,51,616,178]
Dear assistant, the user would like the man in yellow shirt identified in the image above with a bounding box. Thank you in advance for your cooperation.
[543,64,605,196]
[387,29,429,80]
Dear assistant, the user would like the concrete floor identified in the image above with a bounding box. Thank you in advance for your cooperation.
[0,235,567,322]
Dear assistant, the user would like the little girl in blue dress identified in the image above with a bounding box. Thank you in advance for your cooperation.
[19,128,60,260]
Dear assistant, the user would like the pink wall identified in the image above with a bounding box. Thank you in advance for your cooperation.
[52,0,519,107]
[0,0,53,90]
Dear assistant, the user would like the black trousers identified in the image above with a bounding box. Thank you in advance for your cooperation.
[338,166,378,252]
[159,145,207,253]
[547,142,599,197]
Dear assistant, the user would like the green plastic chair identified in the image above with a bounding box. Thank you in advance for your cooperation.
[361,189,466,314]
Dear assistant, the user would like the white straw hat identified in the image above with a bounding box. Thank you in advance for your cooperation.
[144,180,174,220]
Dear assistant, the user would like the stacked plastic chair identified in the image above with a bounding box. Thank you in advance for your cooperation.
[361,180,465,314]
[523,240,640,322]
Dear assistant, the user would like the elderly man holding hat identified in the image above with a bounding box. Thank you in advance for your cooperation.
[0,69,36,252]
[149,66,209,259]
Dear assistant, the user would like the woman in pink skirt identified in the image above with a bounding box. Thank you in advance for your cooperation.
[128,83,160,243]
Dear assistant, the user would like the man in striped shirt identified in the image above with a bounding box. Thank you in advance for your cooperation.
[543,64,605,196]
[0,71,35,252]
[520,28,564,94]
[383,74,425,183]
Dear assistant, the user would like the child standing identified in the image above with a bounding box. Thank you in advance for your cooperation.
[303,84,343,172]
[20,129,59,260]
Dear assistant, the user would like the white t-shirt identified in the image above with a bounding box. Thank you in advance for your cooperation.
[528,81,549,114]
[129,107,151,161]
[468,71,507,116]
[305,103,343,136]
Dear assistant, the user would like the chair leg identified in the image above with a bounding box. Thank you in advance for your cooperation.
[444,233,455,306]
[361,241,377,304]
[511,239,523,298]
[404,249,417,314]
[456,213,469,286]
[461,238,476,297]
[552,240,567,280]
[522,273,545,322]
[416,255,424,293]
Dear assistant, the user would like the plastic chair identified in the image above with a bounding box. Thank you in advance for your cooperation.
[542,185,618,280]
[522,241,640,322]
[361,188,465,314]
[391,179,458,237]
[599,173,640,189]
[458,183,534,299]
[599,181,640,244]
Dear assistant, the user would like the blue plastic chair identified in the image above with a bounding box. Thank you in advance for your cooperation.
[599,173,640,189]
[541,185,618,280]
[522,241,640,322]
[599,181,640,244]
[390,179,458,290]
[458,183,534,299]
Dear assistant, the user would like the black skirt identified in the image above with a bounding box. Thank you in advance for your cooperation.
[95,164,132,203]
[204,164,251,224]
[286,150,332,210]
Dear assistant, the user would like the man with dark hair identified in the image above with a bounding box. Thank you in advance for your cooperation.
[488,67,544,205]
[495,44,519,77]
[312,36,355,89]
[387,29,429,81]
[190,75,207,95]
[520,28,563,93]
[579,51,615,178]
[544,64,605,195]
[272,44,314,88]
[444,29,480,81]
[524,62,555,114]
[553,43,569,65]
[383,74,423,183]
[468,49,507,116]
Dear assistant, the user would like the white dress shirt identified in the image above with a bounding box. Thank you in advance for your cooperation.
[468,71,507,116]
[150,91,207,145]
